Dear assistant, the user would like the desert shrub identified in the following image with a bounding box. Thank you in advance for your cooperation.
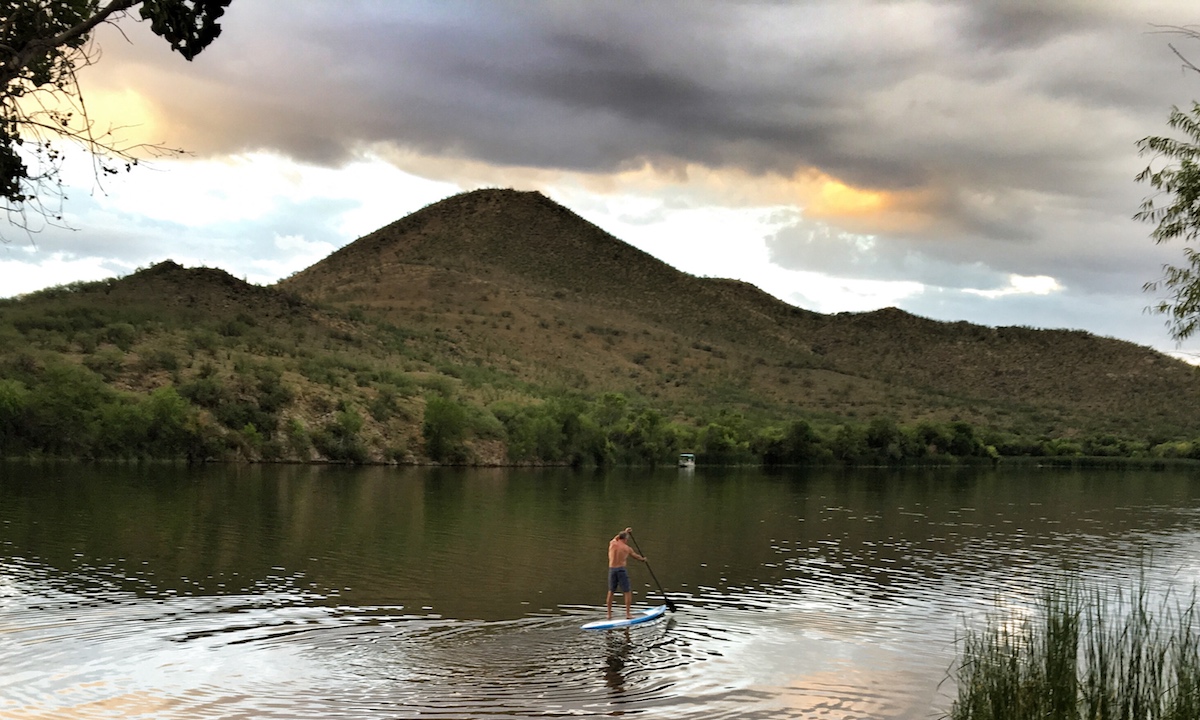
[756,419,829,465]
[104,322,138,351]
[95,400,154,458]
[23,363,113,455]
[493,397,613,465]
[591,393,629,431]
[179,375,225,409]
[510,406,564,462]
[215,400,279,436]
[368,385,399,421]
[298,355,343,386]
[251,364,293,413]
[866,416,901,453]
[1044,438,1084,457]
[830,424,869,464]
[312,410,368,463]
[189,329,222,353]
[285,418,311,458]
[466,404,505,440]
[240,423,264,455]
[417,374,456,397]
[423,395,469,463]
[218,318,250,337]
[83,349,126,381]
[142,387,196,457]
[0,379,30,453]
[375,370,416,395]
[138,348,180,373]
[948,421,986,457]
[699,422,748,464]
[611,409,679,466]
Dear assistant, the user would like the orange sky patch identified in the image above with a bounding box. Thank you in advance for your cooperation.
[793,170,940,237]
[14,84,166,158]
[806,177,890,218]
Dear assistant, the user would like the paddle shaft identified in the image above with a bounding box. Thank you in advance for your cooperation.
[628,532,677,612]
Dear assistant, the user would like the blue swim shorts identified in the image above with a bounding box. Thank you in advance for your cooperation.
[608,567,630,593]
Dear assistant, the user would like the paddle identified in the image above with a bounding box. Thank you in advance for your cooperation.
[628,530,678,612]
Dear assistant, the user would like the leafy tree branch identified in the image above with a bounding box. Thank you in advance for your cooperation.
[0,0,232,232]
[1136,25,1200,341]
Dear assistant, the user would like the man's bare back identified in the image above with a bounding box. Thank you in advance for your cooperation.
[609,535,639,568]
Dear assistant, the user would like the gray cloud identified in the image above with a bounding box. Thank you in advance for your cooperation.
[86,1,1190,198]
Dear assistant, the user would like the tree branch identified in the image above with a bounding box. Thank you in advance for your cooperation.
[0,0,141,89]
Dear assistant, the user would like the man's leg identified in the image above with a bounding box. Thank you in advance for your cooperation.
[624,591,633,618]
[606,590,615,620]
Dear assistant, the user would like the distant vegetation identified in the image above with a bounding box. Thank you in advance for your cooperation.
[4,190,1200,466]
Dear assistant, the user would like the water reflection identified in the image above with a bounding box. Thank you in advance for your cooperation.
[604,628,633,695]
[3,463,1200,718]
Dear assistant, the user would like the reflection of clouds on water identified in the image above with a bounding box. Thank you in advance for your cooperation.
[652,603,956,720]
[772,667,941,720]
[0,688,187,720]
[10,467,1200,718]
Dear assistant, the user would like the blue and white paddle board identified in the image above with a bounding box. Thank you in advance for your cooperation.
[581,604,668,630]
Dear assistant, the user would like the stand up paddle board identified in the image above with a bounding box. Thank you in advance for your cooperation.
[581,604,668,630]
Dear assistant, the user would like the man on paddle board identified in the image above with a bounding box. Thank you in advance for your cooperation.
[607,527,647,619]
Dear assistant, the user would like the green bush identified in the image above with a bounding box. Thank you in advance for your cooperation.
[368,385,399,422]
[312,410,368,463]
[189,329,222,353]
[285,418,311,458]
[0,379,30,453]
[105,322,138,351]
[423,395,469,463]
[214,400,279,436]
[611,409,679,466]
[23,363,113,456]
[179,375,225,409]
[138,348,180,373]
[83,349,125,381]
[756,419,827,465]
[252,364,293,413]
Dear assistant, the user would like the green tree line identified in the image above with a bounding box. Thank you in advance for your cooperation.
[1,349,1186,466]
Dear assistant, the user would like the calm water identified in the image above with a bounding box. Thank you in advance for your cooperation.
[4,463,1200,719]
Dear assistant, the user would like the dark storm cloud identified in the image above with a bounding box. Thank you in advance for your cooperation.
[955,2,1103,50]
[96,0,944,181]
[88,1,1197,186]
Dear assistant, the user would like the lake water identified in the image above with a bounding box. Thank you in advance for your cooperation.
[3,463,1200,719]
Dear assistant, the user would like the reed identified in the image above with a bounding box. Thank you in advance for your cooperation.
[949,578,1200,720]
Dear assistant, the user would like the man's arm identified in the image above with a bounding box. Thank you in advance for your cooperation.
[624,528,645,561]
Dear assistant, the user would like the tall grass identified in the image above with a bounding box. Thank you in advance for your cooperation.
[949,578,1200,720]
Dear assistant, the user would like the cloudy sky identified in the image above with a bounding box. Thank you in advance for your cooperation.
[4,0,1200,357]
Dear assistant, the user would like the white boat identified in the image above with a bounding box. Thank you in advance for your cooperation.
[678,453,696,469]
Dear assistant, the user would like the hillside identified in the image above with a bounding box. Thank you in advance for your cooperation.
[2,188,1200,465]
[280,188,1200,441]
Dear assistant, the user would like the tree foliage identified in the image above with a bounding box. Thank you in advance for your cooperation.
[1136,27,1200,341]
[0,0,232,225]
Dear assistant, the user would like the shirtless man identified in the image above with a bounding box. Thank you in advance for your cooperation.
[607,527,646,619]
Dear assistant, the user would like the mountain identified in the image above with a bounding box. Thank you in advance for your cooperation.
[279,188,1200,441]
[3,188,1199,465]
